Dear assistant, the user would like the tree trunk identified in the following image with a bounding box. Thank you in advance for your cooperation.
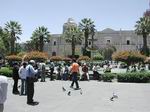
[72,35,75,57]
[35,41,39,51]
[142,33,149,56]
[91,34,94,49]
[10,32,15,54]
[84,31,89,49]
[39,36,44,52]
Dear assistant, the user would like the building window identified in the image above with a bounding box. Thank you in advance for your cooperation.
[107,40,110,43]
[89,41,91,45]
[52,51,56,56]
[54,41,56,46]
[127,40,130,45]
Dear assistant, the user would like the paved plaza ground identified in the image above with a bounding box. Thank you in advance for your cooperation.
[4,79,150,112]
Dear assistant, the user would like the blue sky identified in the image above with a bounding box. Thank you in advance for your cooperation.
[0,0,149,42]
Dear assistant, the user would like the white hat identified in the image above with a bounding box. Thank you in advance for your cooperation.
[29,60,35,63]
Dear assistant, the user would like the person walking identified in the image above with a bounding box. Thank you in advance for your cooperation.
[70,59,80,89]
[18,62,27,95]
[0,76,8,112]
[12,62,20,94]
[26,60,38,105]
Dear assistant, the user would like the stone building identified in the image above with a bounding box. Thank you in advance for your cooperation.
[44,18,150,57]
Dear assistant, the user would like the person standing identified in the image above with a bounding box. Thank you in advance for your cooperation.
[92,64,99,80]
[40,62,46,82]
[57,64,62,80]
[63,64,69,81]
[82,63,89,81]
[50,61,54,81]
[26,60,38,105]
[0,76,8,112]
[12,62,20,94]
[70,60,80,89]
[18,62,27,95]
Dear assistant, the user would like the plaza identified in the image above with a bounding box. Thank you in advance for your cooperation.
[0,1,150,112]
[4,79,150,112]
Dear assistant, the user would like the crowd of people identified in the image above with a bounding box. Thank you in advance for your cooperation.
[13,59,148,106]
[12,60,38,105]
[2,59,150,110]
[11,59,89,106]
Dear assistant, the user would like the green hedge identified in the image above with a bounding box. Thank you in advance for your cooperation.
[102,73,115,82]
[117,72,150,83]
[0,67,12,77]
[101,72,150,83]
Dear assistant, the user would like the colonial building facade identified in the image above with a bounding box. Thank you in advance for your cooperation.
[44,18,150,57]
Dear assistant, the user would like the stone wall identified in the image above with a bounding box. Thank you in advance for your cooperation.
[44,28,149,57]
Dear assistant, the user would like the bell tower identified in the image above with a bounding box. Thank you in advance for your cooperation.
[144,0,150,16]
[63,18,77,33]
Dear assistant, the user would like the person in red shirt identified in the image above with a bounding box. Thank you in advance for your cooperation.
[70,59,80,89]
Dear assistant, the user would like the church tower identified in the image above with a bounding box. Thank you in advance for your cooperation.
[63,18,77,33]
[144,0,150,16]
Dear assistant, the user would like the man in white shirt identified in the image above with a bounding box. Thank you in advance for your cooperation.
[26,60,38,105]
[18,62,27,95]
[0,76,8,112]
[39,62,46,82]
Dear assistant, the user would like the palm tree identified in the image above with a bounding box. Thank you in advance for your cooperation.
[79,18,95,56]
[135,16,150,56]
[30,36,40,51]
[0,28,6,54]
[0,27,11,54]
[31,26,50,52]
[5,21,22,54]
[63,25,83,57]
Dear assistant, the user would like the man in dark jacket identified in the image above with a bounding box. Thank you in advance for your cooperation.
[12,62,20,94]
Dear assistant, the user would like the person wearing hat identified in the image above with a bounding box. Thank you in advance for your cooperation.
[0,76,8,112]
[26,60,38,105]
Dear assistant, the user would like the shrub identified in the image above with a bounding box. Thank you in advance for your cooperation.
[6,55,22,66]
[77,56,91,61]
[0,67,12,77]
[50,56,62,61]
[6,55,22,61]
[24,51,48,62]
[99,45,116,60]
[112,51,146,66]
[62,57,72,61]
[117,72,150,83]
[17,52,26,58]
[92,54,104,61]
[102,73,115,82]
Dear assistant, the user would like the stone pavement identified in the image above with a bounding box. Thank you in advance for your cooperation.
[4,79,150,112]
